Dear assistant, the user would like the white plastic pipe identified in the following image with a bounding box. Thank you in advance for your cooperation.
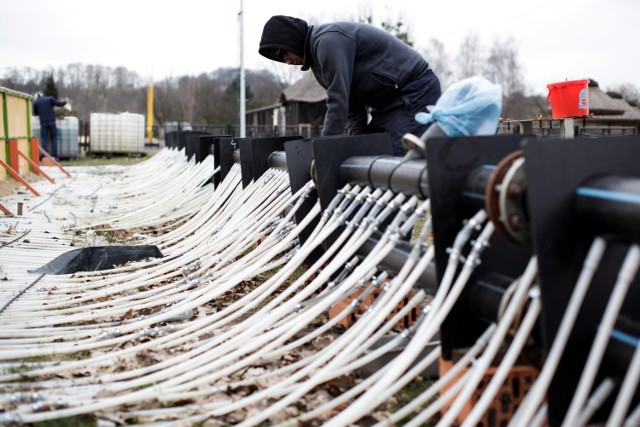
[510,237,608,427]
[562,244,640,427]
[608,336,640,426]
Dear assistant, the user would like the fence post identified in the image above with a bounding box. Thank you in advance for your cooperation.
[8,139,19,173]
[30,137,40,167]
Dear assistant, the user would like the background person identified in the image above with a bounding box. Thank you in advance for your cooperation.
[33,92,69,159]
[259,15,441,155]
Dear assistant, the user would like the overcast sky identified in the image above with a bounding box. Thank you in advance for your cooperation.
[1,0,637,96]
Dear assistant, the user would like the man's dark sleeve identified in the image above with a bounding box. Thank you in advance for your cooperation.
[346,101,368,135]
[314,32,356,136]
[53,98,67,107]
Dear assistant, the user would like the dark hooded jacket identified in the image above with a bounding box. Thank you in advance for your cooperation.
[259,16,432,137]
[33,96,66,124]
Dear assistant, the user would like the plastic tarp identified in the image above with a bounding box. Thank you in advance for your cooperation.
[415,75,503,137]
[29,245,163,275]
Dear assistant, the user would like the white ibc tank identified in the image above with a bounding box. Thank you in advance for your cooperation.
[31,116,40,138]
[57,116,79,158]
[90,112,145,154]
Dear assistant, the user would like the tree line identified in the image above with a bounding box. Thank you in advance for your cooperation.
[0,64,284,127]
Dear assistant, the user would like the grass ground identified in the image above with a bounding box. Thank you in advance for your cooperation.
[58,149,157,167]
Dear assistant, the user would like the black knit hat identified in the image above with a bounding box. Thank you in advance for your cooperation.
[259,15,309,63]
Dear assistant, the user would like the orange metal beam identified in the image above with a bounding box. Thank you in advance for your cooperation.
[0,157,40,197]
[17,149,54,183]
[0,203,13,216]
[8,139,20,172]
[30,137,41,169]
[38,146,71,177]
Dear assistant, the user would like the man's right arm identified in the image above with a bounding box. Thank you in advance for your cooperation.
[346,102,368,135]
[313,31,357,136]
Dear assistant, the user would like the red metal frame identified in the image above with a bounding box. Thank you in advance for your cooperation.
[37,142,71,177]
[0,202,13,216]
[0,156,40,197]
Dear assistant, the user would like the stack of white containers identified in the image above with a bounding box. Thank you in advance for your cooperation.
[90,112,145,154]
[31,116,80,159]
[57,116,79,158]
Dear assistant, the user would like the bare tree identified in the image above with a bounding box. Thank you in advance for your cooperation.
[266,61,303,91]
[456,33,485,80]
[247,69,282,106]
[154,77,183,124]
[0,67,48,96]
[487,37,525,97]
[356,7,414,46]
[423,38,454,90]
[486,36,526,117]
[192,73,225,125]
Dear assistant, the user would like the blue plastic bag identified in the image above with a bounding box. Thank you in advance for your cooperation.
[415,76,503,137]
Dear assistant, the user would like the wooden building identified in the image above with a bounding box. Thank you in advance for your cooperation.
[246,73,326,138]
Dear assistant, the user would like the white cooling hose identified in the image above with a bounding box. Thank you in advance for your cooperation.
[2,186,412,422]
[199,201,422,422]
[440,257,538,426]
[608,336,640,426]
[0,172,296,356]
[510,237,608,427]
[5,196,388,420]
[562,244,640,427]
[624,402,640,427]
[575,378,615,427]
[157,276,376,404]
[5,171,292,314]
[378,325,495,426]
[462,285,542,426]
[530,404,548,427]
[404,372,474,427]
[326,217,493,427]
[35,187,368,392]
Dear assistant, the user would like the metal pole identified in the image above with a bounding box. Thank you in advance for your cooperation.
[238,0,246,138]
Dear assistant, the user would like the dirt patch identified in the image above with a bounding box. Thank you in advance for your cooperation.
[0,172,45,198]
[0,178,22,198]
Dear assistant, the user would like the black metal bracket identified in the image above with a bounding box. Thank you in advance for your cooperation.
[238,136,302,187]
[524,136,640,425]
[426,134,533,359]
[207,137,247,186]
[185,131,215,162]
[311,133,393,210]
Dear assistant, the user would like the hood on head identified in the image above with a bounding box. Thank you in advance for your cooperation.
[259,15,308,63]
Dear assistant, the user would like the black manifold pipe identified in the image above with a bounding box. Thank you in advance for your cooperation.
[268,151,288,170]
[339,156,429,199]
[575,175,640,242]
[469,273,516,323]
[463,166,494,208]
[266,152,431,198]
[357,232,438,293]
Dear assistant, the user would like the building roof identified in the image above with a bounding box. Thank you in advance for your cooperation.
[589,86,626,115]
[280,73,327,104]
[589,86,640,122]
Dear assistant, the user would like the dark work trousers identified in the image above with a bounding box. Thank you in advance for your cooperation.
[40,121,58,158]
[367,69,442,156]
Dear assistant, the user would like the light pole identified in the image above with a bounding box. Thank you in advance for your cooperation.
[238,0,246,138]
